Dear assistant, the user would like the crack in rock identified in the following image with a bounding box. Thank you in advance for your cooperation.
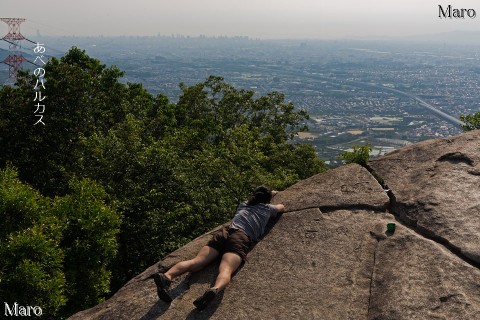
[367,239,379,320]
[365,166,480,271]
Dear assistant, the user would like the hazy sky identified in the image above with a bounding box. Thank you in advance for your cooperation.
[3,0,480,38]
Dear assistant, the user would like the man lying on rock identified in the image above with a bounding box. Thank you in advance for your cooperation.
[153,186,285,310]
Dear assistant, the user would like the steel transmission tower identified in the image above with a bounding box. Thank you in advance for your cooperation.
[1,18,27,79]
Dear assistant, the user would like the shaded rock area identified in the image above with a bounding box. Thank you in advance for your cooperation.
[69,131,480,320]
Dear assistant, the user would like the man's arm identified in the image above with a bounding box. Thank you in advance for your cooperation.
[270,190,285,214]
[271,204,285,214]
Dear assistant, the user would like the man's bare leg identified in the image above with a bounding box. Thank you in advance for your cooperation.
[164,246,220,280]
[193,252,242,310]
[155,246,219,302]
[212,252,242,291]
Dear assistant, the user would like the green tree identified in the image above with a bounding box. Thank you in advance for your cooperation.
[175,76,309,147]
[0,166,66,319]
[53,178,121,314]
[460,112,480,131]
[339,144,372,167]
[0,166,120,319]
[0,47,131,196]
[76,115,183,285]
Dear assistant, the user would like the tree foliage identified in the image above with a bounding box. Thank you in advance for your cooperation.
[0,48,327,317]
[0,167,65,319]
[0,47,129,196]
[460,112,480,131]
[53,178,120,314]
[339,144,372,167]
[0,166,119,319]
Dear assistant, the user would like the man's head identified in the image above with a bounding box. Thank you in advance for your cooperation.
[247,186,273,206]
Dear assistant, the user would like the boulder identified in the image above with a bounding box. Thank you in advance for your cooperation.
[370,229,480,320]
[273,163,389,212]
[209,209,390,320]
[369,129,480,264]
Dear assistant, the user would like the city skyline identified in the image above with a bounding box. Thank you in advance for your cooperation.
[3,0,480,39]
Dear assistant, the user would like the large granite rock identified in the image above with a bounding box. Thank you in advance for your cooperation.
[274,163,388,212]
[369,129,480,264]
[211,209,389,320]
[370,227,480,320]
[69,130,480,320]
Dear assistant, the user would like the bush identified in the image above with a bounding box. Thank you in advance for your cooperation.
[339,144,372,167]
[0,167,120,318]
[53,178,121,314]
[460,112,480,131]
[0,167,66,319]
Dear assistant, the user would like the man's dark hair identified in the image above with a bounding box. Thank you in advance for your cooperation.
[247,186,273,206]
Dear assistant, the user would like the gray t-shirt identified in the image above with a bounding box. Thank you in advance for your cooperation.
[230,202,279,241]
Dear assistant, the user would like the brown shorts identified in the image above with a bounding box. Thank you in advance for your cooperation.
[206,227,253,261]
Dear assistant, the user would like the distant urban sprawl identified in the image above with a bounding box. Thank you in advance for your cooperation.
[3,34,479,165]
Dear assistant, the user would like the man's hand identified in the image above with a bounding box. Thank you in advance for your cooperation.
[273,204,285,213]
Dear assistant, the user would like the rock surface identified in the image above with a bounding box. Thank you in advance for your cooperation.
[69,131,480,320]
[369,129,480,265]
[273,163,388,212]
[369,229,480,320]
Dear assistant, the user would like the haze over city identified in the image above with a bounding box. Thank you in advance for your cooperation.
[2,0,480,163]
[3,0,480,39]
